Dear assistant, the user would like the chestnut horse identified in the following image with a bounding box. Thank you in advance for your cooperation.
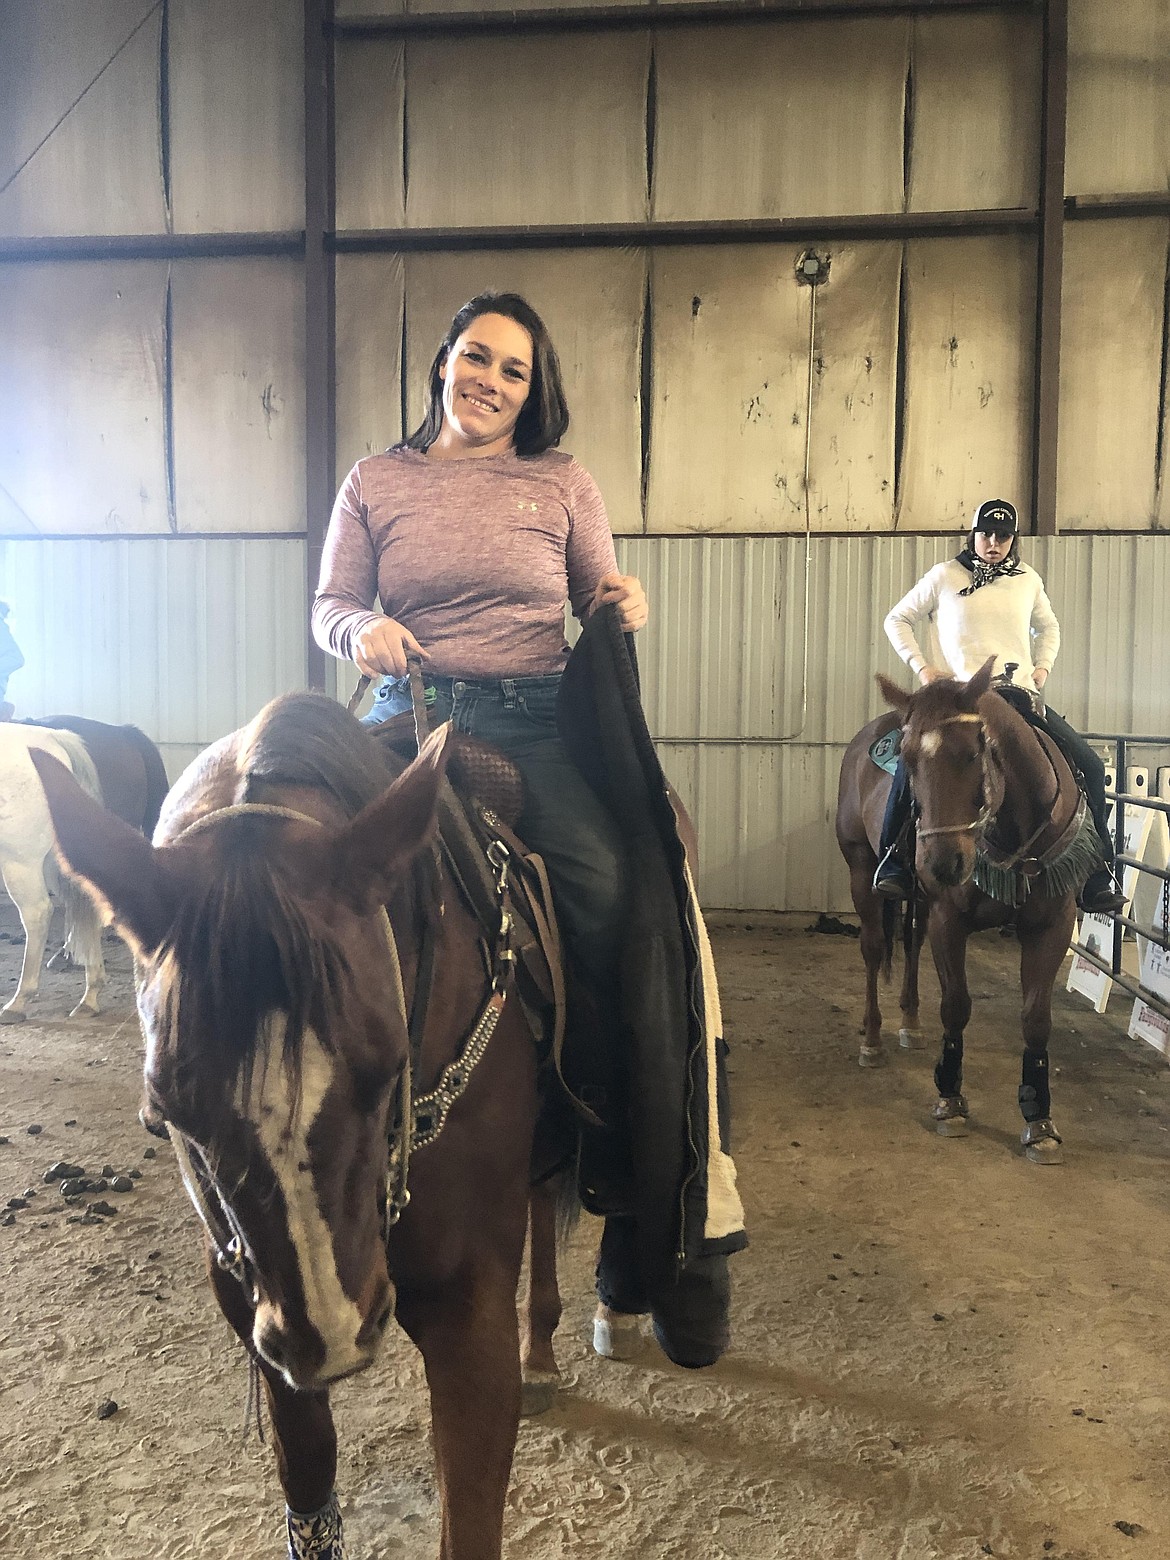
[836,659,1100,1164]
[32,692,568,1560]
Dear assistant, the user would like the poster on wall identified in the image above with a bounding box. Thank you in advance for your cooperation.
[1128,858,1170,1056]
[1066,802,1155,1012]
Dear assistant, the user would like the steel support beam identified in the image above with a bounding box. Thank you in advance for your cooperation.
[304,0,335,691]
[335,0,1040,41]
[1031,0,1067,535]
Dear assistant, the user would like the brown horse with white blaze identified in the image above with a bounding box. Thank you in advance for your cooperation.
[31,692,555,1560]
[836,658,1092,1165]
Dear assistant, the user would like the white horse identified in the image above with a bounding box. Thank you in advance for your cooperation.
[0,724,107,1022]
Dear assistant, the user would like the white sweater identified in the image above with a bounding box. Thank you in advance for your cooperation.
[884,559,1060,687]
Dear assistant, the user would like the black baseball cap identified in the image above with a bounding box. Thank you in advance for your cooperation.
[972,499,1018,535]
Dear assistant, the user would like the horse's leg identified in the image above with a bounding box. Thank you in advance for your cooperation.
[1016,904,1076,1165]
[0,861,51,1023]
[847,858,887,1067]
[519,1178,563,1413]
[397,1267,522,1560]
[898,898,925,1050]
[208,1263,346,1558]
[928,907,972,1135]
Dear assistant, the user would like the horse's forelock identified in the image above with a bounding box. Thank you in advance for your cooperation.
[160,815,356,1098]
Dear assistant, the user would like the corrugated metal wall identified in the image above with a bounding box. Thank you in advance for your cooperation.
[0,539,306,781]
[612,534,1170,911]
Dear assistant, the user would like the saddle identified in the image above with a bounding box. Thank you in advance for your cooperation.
[367,713,573,1110]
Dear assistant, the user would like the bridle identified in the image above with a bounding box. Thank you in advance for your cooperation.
[911,714,997,842]
[158,795,517,1302]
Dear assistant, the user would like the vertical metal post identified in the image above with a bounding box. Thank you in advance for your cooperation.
[1113,737,1126,975]
[1031,0,1067,535]
[304,0,335,690]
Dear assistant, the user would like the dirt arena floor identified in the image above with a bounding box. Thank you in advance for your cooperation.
[1,898,1169,1560]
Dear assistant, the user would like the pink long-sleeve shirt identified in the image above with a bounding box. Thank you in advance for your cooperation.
[312,447,620,680]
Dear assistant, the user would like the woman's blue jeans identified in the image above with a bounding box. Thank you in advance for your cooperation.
[363,672,626,984]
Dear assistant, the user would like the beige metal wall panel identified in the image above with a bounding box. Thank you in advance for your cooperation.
[908,13,1040,212]
[335,40,406,231]
[653,22,908,221]
[1057,219,1167,531]
[647,245,899,534]
[0,262,169,535]
[0,537,307,768]
[1067,0,1170,196]
[898,235,1035,531]
[404,36,650,228]
[168,0,304,232]
[0,0,165,238]
[402,250,646,534]
[335,255,406,485]
[170,259,306,533]
[647,248,811,534]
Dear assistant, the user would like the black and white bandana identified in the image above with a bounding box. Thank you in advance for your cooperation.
[956,544,1022,595]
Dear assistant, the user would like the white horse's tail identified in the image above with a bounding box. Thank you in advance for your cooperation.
[40,730,106,975]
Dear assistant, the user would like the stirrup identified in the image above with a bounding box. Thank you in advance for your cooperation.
[873,848,913,899]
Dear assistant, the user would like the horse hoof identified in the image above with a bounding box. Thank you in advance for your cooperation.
[1025,1138,1064,1165]
[858,1046,886,1069]
[898,1027,924,1050]
[0,1007,27,1025]
[521,1372,560,1415]
[593,1313,644,1361]
[935,1117,970,1138]
[67,1002,100,1020]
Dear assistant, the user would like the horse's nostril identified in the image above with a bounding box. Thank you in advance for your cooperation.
[376,1301,393,1332]
[256,1323,286,1370]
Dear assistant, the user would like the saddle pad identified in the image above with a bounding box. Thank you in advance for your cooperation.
[869,728,901,776]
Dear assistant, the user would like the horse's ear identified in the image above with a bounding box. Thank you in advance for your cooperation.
[963,656,996,708]
[329,722,455,912]
[28,750,174,957]
[876,672,912,716]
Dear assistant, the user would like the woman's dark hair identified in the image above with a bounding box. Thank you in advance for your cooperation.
[401,291,570,457]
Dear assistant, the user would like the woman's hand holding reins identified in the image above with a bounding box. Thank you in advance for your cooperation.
[917,666,945,686]
[592,572,649,633]
[353,616,430,679]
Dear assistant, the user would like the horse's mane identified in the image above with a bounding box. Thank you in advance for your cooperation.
[162,695,401,1101]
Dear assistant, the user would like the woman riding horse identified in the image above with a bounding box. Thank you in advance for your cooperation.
[874,498,1124,916]
[313,292,658,1353]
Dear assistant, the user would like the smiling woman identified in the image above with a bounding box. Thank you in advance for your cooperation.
[311,289,660,1352]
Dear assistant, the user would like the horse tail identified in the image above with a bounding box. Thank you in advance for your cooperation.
[45,730,103,807]
[121,725,171,836]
